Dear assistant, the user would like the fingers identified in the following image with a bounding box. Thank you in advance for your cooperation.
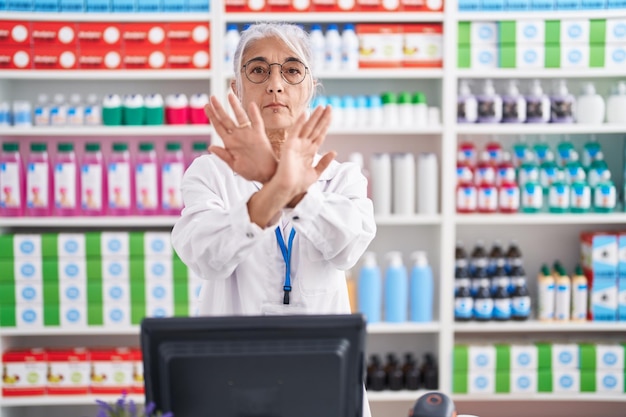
[314,151,337,176]
[293,106,322,140]
[227,93,252,128]
[205,96,237,139]
[247,102,266,132]
[208,145,235,167]
[308,106,332,146]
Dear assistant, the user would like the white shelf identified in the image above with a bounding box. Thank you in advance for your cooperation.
[374,215,442,225]
[225,12,445,23]
[457,9,626,21]
[453,393,626,402]
[0,125,213,136]
[0,11,212,21]
[0,216,178,228]
[366,390,429,402]
[0,70,211,80]
[330,126,443,135]
[224,68,444,80]
[454,321,626,333]
[367,322,440,334]
[456,124,626,136]
[454,213,626,225]
[0,327,140,336]
[0,394,144,407]
[457,68,626,79]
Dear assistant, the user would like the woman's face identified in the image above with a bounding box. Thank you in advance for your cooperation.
[235,36,312,132]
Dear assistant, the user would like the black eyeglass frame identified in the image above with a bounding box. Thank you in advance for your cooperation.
[241,58,310,85]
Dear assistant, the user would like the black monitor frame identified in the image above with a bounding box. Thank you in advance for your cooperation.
[141,314,366,417]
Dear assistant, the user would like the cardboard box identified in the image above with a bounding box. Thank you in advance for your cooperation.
[32,46,77,70]
[560,19,590,44]
[34,0,59,11]
[510,370,537,393]
[85,0,110,11]
[266,0,310,11]
[15,281,42,304]
[1,349,47,396]
[103,302,130,326]
[166,46,210,69]
[402,23,443,68]
[606,18,626,44]
[89,348,133,394]
[131,348,144,394]
[16,302,43,328]
[401,0,444,11]
[357,24,403,68]
[561,44,589,68]
[0,46,31,69]
[76,22,122,47]
[356,0,400,12]
[123,46,167,70]
[60,302,87,327]
[77,47,122,70]
[225,0,267,12]
[0,21,31,45]
[166,22,210,48]
[605,44,626,68]
[619,233,626,320]
[46,348,90,394]
[121,23,166,48]
[32,22,77,46]
[470,21,498,45]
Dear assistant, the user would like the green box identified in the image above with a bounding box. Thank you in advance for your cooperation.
[496,344,511,372]
[495,370,510,393]
[579,343,597,371]
[458,45,471,68]
[499,45,517,68]
[453,371,468,393]
[0,234,15,259]
[499,21,516,45]
[580,370,596,392]
[545,45,561,68]
[0,304,16,327]
[538,369,552,392]
[454,345,469,372]
[458,22,471,46]
[590,44,605,68]
[589,19,606,45]
[545,20,561,45]
[537,343,553,370]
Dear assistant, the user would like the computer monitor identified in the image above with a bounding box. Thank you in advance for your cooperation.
[140,314,366,417]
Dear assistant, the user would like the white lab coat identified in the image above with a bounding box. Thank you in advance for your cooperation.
[171,153,376,417]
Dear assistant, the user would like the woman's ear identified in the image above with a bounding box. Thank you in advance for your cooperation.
[230,79,239,97]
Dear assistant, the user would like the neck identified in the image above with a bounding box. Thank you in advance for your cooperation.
[267,129,286,158]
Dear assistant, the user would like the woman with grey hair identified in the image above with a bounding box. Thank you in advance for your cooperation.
[171,24,375,414]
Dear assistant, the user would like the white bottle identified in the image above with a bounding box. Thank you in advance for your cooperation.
[501,80,526,123]
[310,24,326,73]
[325,23,342,72]
[50,93,68,126]
[12,101,32,127]
[0,101,10,126]
[84,94,102,126]
[349,152,371,198]
[341,23,359,72]
[417,153,438,215]
[457,80,478,123]
[606,81,626,124]
[392,153,415,215]
[370,153,392,216]
[67,93,84,126]
[525,80,550,123]
[477,79,502,123]
[574,83,604,125]
[412,92,428,127]
[34,94,50,126]
[224,24,240,70]
[342,95,357,128]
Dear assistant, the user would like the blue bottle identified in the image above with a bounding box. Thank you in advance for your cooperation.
[357,252,382,323]
[409,251,433,323]
[384,251,408,323]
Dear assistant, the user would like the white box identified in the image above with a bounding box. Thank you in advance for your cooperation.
[59,281,86,304]
[516,20,545,44]
[101,232,129,256]
[13,234,42,258]
[103,278,130,303]
[553,369,580,392]
[471,22,499,44]
[605,45,626,68]
[552,343,579,369]
[596,344,625,370]
[561,44,589,68]
[605,18,626,44]
[15,282,42,304]
[511,344,538,371]
[102,257,129,280]
[60,303,87,327]
[471,44,499,69]
[16,303,43,328]
[468,370,495,393]
[596,370,624,393]
[14,259,42,282]
[517,45,545,68]
[57,233,85,258]
[146,280,173,305]
[561,19,590,44]
[145,258,173,281]
[511,370,537,393]
[144,232,172,257]
[468,345,496,371]
[103,302,130,326]
[58,258,86,281]
[146,300,174,318]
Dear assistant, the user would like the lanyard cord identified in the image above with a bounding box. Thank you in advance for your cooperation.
[275,226,296,305]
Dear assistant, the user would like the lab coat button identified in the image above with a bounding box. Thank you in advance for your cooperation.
[293,216,299,221]
[246,232,254,238]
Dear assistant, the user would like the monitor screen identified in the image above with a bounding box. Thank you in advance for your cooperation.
[140,314,366,417]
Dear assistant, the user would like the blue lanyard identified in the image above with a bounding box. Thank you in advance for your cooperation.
[275,226,296,305]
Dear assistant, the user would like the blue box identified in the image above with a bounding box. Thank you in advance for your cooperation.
[531,0,555,8]
[618,234,626,321]
[60,0,83,10]
[0,0,6,10]
[187,0,207,11]
[162,0,185,11]
[33,0,58,10]
[607,0,626,7]
[86,0,109,11]
[458,0,481,11]
[482,0,505,9]
[111,0,134,11]
[7,0,33,10]
[506,0,530,9]
[580,0,604,8]
[137,0,159,11]
[556,0,579,8]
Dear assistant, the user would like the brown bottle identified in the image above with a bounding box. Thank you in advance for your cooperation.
[402,353,421,390]
[367,354,386,391]
[385,353,404,391]
[420,353,439,390]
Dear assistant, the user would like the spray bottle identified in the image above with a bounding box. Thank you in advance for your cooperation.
[358,252,383,323]
[409,251,433,323]
[384,251,408,323]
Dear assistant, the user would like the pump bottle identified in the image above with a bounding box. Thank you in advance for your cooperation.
[550,80,575,123]
[477,79,503,123]
[576,83,605,124]
[606,81,626,124]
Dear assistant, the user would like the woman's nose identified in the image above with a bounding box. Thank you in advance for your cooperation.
[265,69,284,93]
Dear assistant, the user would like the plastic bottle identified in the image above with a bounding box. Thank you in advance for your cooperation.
[474,151,496,187]
[502,80,526,123]
[357,252,383,324]
[0,102,10,126]
[189,93,210,124]
[409,251,433,323]
[606,81,626,124]
[49,94,68,126]
[554,264,571,321]
[135,142,159,215]
[496,151,516,187]
[368,94,384,127]
[324,23,342,72]
[366,354,387,391]
[570,265,588,322]
[34,94,50,126]
[488,240,505,276]
[539,151,559,193]
[492,274,512,321]
[102,94,123,126]
[420,353,438,390]
[458,140,477,167]
[310,24,326,72]
[563,151,585,184]
[342,95,357,128]
[122,94,145,126]
[67,93,84,126]
[0,142,25,216]
[587,152,608,188]
[576,83,605,125]
[370,153,392,216]
[569,177,591,214]
[469,240,488,274]
[532,139,551,165]
[510,266,531,321]
[581,136,601,171]
[224,24,240,69]
[165,93,190,125]
[355,95,369,127]
[412,92,428,127]
[13,104,32,128]
[189,141,209,167]
[25,143,51,216]
[525,80,550,123]
[477,179,498,214]
[455,241,468,270]
[84,94,102,126]
[381,92,399,128]
[498,180,519,214]
[384,251,408,323]
[548,171,569,213]
[454,266,473,321]
[537,264,555,321]
[511,137,529,168]
[473,277,494,321]
[385,354,404,391]
[457,80,478,123]
[556,138,575,167]
[341,23,359,71]
[402,353,421,390]
[144,93,165,125]
[593,170,617,213]
[485,140,502,165]
[550,80,575,123]
[392,153,415,215]
[477,79,502,123]
[161,142,185,216]
[505,241,523,272]
[416,153,438,215]
[471,265,488,299]
[53,142,79,216]
[456,165,476,213]
[397,92,413,128]
[517,151,539,187]
[456,150,474,186]
[107,142,133,215]
[80,143,106,216]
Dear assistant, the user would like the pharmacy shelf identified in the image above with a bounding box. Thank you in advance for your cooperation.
[457,9,626,21]
[224,68,444,80]
[374,215,442,225]
[452,393,626,402]
[454,321,626,333]
[366,390,429,402]
[0,394,144,407]
[457,68,626,79]
[1,11,212,21]
[330,126,443,135]
[454,213,626,225]
[0,327,140,336]
[225,12,445,23]
[456,124,626,135]
[0,70,211,80]
[367,322,441,334]
[0,125,213,136]
[0,216,178,228]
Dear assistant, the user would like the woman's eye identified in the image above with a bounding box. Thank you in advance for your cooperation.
[251,66,267,74]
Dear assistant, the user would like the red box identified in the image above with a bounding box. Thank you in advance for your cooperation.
[130,348,144,394]
[401,0,444,11]
[167,46,210,69]
[0,21,31,46]
[311,0,356,11]
[78,47,122,70]
[402,23,443,68]
[123,45,167,70]
[225,0,267,12]
[356,24,404,68]
[166,22,210,48]
[121,23,166,48]
[89,348,133,395]
[32,46,78,70]
[0,46,32,69]
[31,22,77,47]
[46,348,90,395]
[356,0,399,12]
[77,22,122,48]
[2,349,47,396]
[267,0,311,12]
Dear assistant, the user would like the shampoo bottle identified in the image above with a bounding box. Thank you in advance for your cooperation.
[107,142,133,215]
[576,83,605,124]
[409,251,433,323]
[554,264,571,321]
[606,81,626,124]
[358,252,383,323]
[0,142,25,216]
[25,143,51,216]
[502,80,526,123]
[550,79,575,123]
[526,80,550,123]
[53,142,79,216]
[477,79,503,123]
[384,251,408,323]
[457,80,478,123]
[570,265,588,321]
[537,264,555,321]
[81,143,106,215]
[135,142,159,215]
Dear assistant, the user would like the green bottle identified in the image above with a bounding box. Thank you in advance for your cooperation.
[556,138,575,167]
[593,170,617,213]
[512,137,529,168]
[517,152,539,187]
[582,136,602,170]
[570,179,591,213]
[520,180,543,213]
[563,151,585,184]
[548,171,569,213]
[539,151,559,194]
[587,151,608,189]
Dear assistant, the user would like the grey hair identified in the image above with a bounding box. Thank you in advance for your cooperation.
[232,22,318,104]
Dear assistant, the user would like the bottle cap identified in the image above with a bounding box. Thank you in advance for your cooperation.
[483,79,496,96]
[102,94,122,108]
[37,93,48,103]
[459,80,472,96]
[70,93,81,104]
[386,251,404,268]
[166,93,189,108]
[144,93,164,108]
[53,93,65,104]
[327,23,338,31]
[189,93,209,108]
[398,92,412,104]
[227,23,238,31]
[506,80,520,96]
[124,94,144,108]
[166,142,182,151]
[2,142,18,152]
[381,92,397,105]
[31,143,47,152]
[139,142,155,152]
[411,251,428,267]
[555,79,569,95]
[86,93,99,104]
[529,79,544,96]
[343,23,355,31]
[581,82,596,95]
[616,81,626,95]
[412,92,427,104]
[112,143,128,152]
[193,141,209,151]
[85,143,100,152]
[57,143,74,152]
[362,252,377,268]
[368,95,382,108]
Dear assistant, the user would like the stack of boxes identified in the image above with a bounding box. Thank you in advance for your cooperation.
[453,342,626,394]
[2,0,210,12]
[458,18,626,69]
[580,231,626,322]
[225,0,444,13]
[0,232,203,329]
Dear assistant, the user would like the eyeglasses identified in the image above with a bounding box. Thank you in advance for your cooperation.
[242,58,309,85]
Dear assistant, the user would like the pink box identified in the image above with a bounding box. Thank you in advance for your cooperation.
[78,47,122,70]
[0,46,31,69]
[166,22,210,48]
[225,0,267,12]
[123,46,167,70]
[0,21,31,46]
[77,22,122,48]
[167,46,210,69]
[121,23,166,48]
[31,22,78,47]
[32,46,78,70]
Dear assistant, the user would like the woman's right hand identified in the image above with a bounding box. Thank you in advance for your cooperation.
[205,93,278,183]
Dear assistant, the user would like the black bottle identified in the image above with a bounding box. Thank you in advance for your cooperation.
[492,275,512,321]
[402,353,421,390]
[420,353,439,390]
[454,266,473,322]
[455,240,468,270]
[471,265,488,297]
[469,239,488,276]
[385,353,404,391]
[505,240,523,274]
[488,240,505,276]
[511,267,531,321]
[473,277,493,321]
[366,354,386,391]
